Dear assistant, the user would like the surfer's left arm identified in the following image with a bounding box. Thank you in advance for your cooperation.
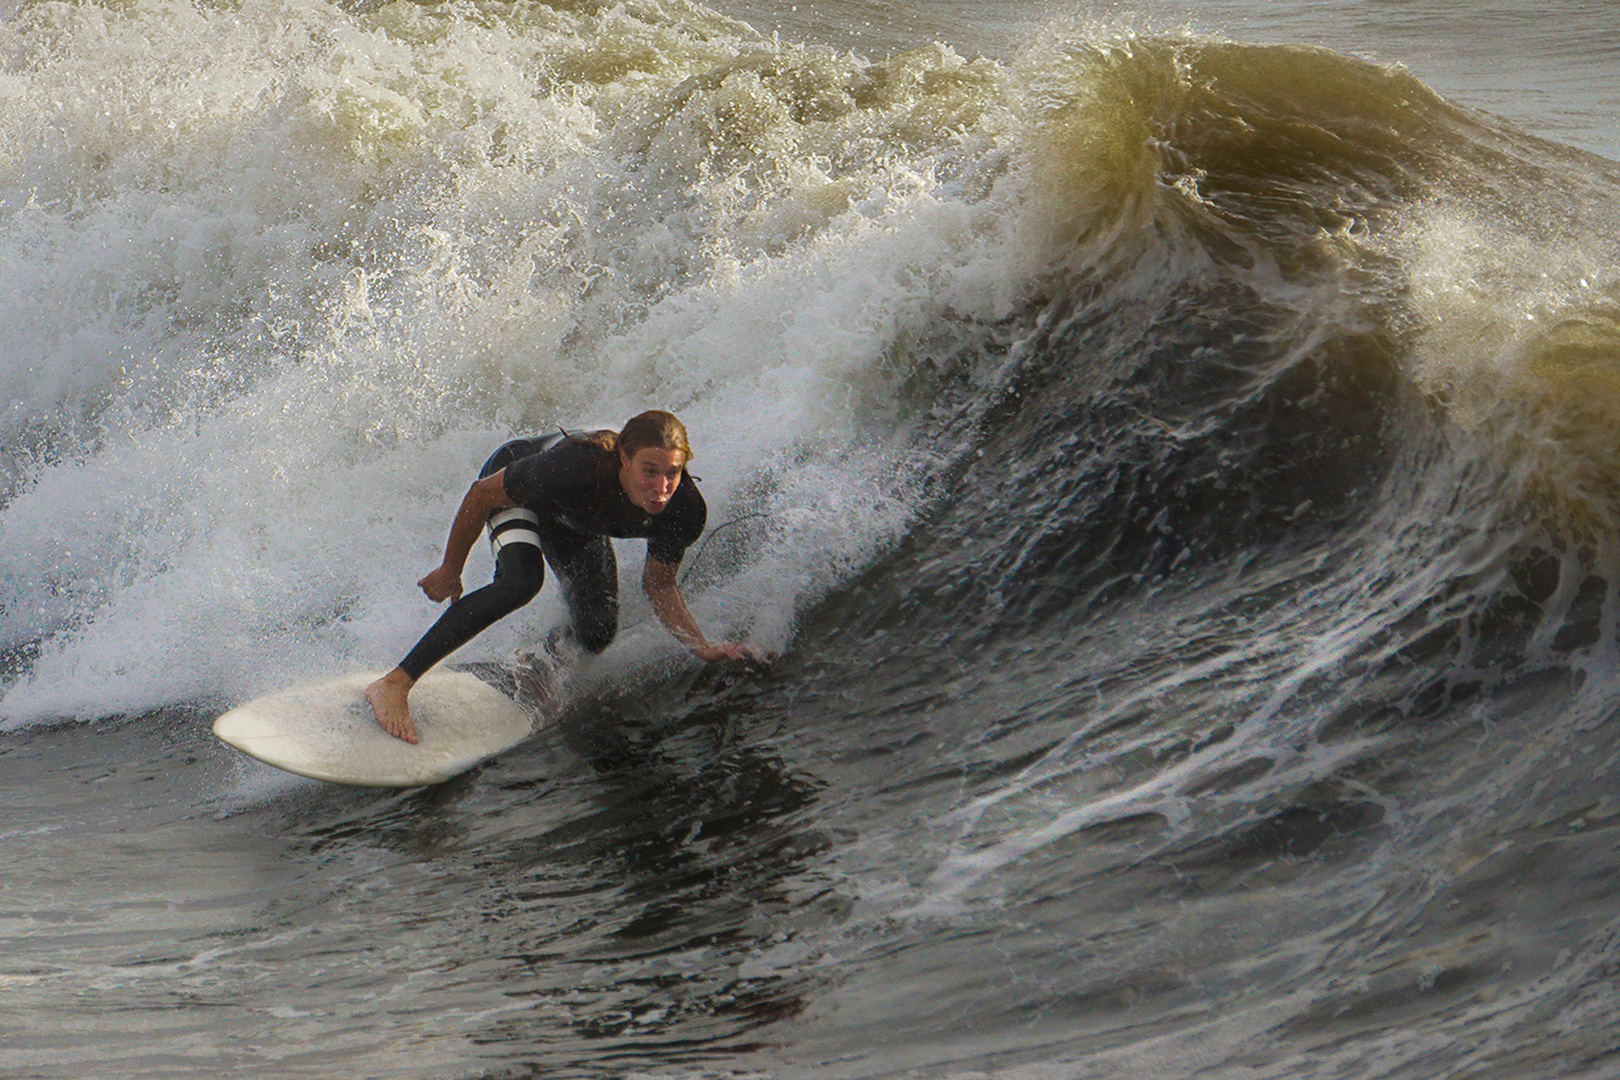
[642,557,766,663]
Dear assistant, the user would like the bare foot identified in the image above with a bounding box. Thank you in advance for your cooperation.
[364,669,419,744]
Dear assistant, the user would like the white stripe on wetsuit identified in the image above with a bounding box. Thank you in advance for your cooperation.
[488,507,542,553]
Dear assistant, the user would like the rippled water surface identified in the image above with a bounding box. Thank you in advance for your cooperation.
[4,0,1620,1076]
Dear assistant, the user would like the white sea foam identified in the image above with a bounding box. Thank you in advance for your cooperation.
[0,0,1064,726]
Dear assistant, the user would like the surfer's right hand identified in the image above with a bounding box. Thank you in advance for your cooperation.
[418,564,464,603]
[695,641,774,665]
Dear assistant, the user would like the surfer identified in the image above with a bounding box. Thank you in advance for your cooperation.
[365,410,767,744]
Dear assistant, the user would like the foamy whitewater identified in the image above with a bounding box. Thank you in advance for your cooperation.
[5,0,1620,1077]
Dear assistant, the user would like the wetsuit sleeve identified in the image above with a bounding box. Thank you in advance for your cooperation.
[647,481,706,566]
[499,452,551,506]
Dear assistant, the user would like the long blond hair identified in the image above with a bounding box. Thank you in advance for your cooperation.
[572,410,692,472]
[615,410,692,463]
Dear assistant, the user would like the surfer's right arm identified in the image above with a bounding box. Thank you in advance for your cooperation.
[418,471,515,602]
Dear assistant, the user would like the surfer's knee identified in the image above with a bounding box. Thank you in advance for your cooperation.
[572,589,617,654]
[489,576,543,613]
[576,618,615,655]
[488,544,546,610]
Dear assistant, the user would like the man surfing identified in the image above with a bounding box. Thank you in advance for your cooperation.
[365,410,767,743]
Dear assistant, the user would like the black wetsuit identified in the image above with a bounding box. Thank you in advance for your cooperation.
[398,434,706,679]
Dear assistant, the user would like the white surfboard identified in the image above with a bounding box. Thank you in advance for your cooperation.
[213,670,535,787]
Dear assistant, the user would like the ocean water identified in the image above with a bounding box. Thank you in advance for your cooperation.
[4,0,1620,1077]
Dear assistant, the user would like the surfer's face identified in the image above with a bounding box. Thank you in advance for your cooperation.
[619,446,684,514]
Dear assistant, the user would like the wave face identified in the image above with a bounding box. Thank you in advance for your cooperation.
[6,1,1620,1076]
